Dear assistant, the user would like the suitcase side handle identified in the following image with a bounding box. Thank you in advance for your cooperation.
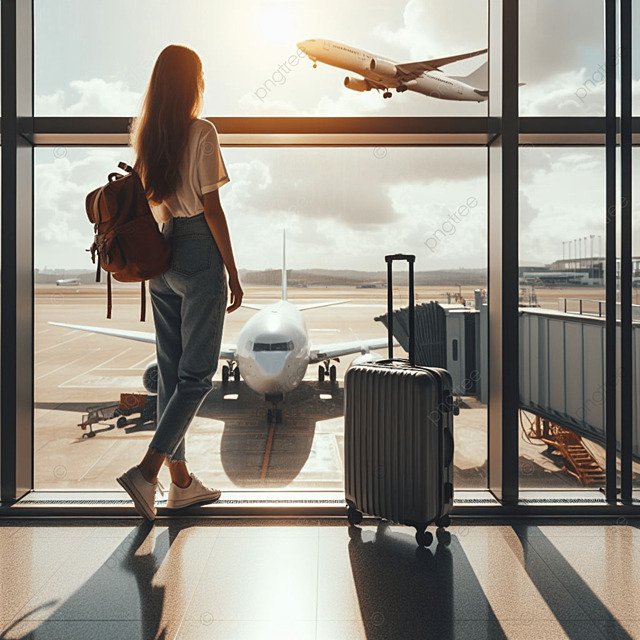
[385,254,415,366]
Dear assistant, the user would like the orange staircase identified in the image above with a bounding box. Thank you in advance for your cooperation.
[525,415,606,486]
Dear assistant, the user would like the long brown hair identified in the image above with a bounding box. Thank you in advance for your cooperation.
[130,44,204,204]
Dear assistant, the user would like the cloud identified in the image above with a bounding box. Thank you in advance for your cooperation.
[374,0,487,60]
[35,148,133,269]
[36,78,142,116]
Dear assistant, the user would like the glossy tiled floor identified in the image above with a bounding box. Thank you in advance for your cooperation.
[1,518,639,639]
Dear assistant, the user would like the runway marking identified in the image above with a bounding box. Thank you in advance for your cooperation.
[35,354,92,381]
[128,355,156,370]
[260,421,276,481]
[78,440,118,483]
[58,347,133,388]
[35,331,89,354]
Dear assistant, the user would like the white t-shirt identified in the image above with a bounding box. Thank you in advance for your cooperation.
[149,118,230,224]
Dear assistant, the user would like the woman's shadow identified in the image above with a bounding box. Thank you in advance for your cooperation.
[3,520,195,640]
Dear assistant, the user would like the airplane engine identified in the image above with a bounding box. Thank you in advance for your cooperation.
[142,362,158,394]
[344,76,370,92]
[349,352,385,367]
[369,58,398,78]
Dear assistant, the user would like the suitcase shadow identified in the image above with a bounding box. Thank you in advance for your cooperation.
[347,522,506,639]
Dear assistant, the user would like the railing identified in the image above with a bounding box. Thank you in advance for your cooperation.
[558,298,605,317]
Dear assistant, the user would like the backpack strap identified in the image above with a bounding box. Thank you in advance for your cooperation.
[118,162,135,173]
[94,252,102,283]
[140,281,146,322]
[106,272,112,319]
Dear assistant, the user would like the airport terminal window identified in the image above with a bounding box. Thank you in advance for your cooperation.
[519,0,606,116]
[33,146,488,492]
[34,0,489,118]
[516,146,636,491]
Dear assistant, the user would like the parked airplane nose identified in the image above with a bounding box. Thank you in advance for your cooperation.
[255,353,286,378]
[297,41,307,53]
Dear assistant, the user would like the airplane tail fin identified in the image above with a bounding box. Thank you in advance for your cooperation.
[281,228,287,302]
[451,60,488,91]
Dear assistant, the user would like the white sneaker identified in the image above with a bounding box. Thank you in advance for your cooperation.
[165,473,221,509]
[116,466,163,521]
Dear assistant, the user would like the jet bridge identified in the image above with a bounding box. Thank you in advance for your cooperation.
[380,301,639,461]
[519,307,640,461]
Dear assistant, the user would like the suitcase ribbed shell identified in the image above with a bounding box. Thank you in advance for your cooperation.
[344,361,454,527]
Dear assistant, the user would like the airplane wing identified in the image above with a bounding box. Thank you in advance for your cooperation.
[48,322,237,360]
[396,47,488,80]
[308,336,400,363]
[297,300,351,311]
[240,300,351,312]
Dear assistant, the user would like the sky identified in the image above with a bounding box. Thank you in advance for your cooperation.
[32,0,640,271]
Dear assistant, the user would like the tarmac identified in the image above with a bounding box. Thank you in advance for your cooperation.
[34,282,627,493]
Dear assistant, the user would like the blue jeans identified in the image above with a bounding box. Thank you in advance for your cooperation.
[148,212,227,462]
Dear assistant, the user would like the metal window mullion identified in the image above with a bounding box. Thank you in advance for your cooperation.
[1,0,34,503]
[604,0,618,502]
[620,0,633,502]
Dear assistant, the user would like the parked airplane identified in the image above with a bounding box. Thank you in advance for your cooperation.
[297,38,488,102]
[56,278,81,286]
[50,231,397,424]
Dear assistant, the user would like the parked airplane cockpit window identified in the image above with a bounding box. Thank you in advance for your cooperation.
[253,341,294,352]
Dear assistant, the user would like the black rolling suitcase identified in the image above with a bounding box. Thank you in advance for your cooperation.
[343,254,456,547]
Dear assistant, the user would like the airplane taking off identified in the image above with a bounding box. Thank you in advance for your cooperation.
[297,38,488,102]
[50,231,398,424]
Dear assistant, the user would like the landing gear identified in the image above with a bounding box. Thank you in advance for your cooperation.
[383,91,392,99]
[265,393,284,425]
[396,85,408,93]
[318,360,338,385]
[222,361,240,385]
[313,60,317,69]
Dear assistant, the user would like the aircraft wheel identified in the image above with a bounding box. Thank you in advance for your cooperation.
[329,365,337,384]
[116,416,128,429]
[267,408,273,424]
[318,365,325,382]
[383,91,392,99]
[222,365,229,384]
[233,367,241,383]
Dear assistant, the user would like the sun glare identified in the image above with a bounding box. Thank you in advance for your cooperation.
[257,3,297,46]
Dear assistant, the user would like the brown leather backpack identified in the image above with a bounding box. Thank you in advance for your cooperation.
[86,162,171,321]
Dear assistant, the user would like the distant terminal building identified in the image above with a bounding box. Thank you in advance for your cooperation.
[549,257,640,286]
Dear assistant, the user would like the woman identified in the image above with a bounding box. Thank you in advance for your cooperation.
[116,44,243,520]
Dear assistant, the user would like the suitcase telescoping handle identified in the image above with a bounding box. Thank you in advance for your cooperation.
[385,254,415,366]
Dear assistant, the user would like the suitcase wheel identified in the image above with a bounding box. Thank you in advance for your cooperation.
[435,515,451,528]
[347,504,363,526]
[436,527,452,546]
[415,529,433,547]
